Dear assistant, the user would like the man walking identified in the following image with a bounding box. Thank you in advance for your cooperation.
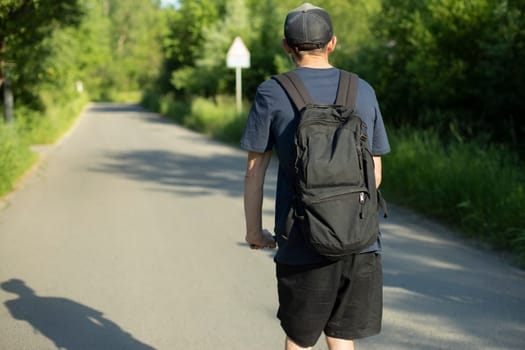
[241,3,390,349]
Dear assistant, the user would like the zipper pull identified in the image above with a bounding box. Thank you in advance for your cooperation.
[359,192,365,219]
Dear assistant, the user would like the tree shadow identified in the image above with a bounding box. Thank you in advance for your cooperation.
[88,149,277,200]
[88,103,145,113]
[1,279,156,350]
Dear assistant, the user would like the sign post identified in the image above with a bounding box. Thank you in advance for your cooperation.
[226,37,250,113]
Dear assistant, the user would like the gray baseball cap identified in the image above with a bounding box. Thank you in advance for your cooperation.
[284,3,333,51]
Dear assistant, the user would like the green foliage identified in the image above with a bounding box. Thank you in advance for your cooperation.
[365,0,525,150]
[15,93,89,145]
[1,0,164,107]
[159,93,190,123]
[160,0,220,94]
[145,94,248,144]
[141,90,162,112]
[169,0,252,97]
[383,127,525,265]
[187,96,246,138]
[242,0,289,98]
[313,0,382,71]
[0,0,83,109]
[59,0,165,100]
[157,0,385,99]
[104,0,165,94]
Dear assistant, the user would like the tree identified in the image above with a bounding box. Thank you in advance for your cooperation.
[0,0,83,116]
[101,0,164,95]
[170,0,251,98]
[366,0,525,150]
[243,0,289,99]
[159,0,220,96]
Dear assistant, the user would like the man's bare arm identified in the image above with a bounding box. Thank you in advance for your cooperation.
[244,151,276,249]
[373,156,382,188]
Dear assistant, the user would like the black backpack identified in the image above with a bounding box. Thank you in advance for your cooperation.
[273,70,387,258]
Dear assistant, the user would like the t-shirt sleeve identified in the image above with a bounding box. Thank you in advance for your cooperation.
[360,81,390,156]
[371,97,391,156]
[240,82,274,153]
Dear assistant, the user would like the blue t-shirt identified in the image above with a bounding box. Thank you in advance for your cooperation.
[241,67,390,265]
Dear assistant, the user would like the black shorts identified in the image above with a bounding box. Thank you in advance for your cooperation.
[276,253,382,348]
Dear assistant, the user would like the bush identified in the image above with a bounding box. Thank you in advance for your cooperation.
[187,96,248,143]
[145,94,248,144]
[215,113,248,144]
[15,93,89,145]
[159,93,189,123]
[141,90,161,112]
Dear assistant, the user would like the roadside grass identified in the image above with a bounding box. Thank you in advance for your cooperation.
[89,90,142,103]
[142,92,248,144]
[0,93,89,197]
[0,124,38,196]
[15,93,89,145]
[382,128,525,265]
[187,96,249,143]
[143,93,525,266]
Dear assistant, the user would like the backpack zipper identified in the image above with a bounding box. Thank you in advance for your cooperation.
[303,187,368,203]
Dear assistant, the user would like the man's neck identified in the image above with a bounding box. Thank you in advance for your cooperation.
[295,54,332,69]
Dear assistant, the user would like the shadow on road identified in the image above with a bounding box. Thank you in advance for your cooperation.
[89,149,277,200]
[1,279,156,350]
[88,103,145,113]
[84,102,277,201]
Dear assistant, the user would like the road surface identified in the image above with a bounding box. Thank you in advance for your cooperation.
[0,103,524,349]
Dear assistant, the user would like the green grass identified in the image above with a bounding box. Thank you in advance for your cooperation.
[142,92,248,144]
[159,93,190,124]
[15,93,89,145]
[91,90,143,103]
[109,91,142,103]
[187,96,248,143]
[0,124,38,196]
[382,128,525,265]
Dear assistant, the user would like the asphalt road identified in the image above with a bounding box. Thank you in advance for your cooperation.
[0,103,524,350]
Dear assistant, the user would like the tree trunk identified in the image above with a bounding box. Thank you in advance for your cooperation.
[0,39,5,89]
[1,39,14,123]
[3,75,13,124]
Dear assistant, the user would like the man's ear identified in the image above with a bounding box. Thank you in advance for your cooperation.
[282,39,293,54]
[326,36,337,53]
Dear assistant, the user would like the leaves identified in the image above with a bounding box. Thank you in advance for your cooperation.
[2,0,523,151]
[366,0,525,149]
[0,0,165,107]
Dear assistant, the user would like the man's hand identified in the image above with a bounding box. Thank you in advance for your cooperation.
[246,229,277,249]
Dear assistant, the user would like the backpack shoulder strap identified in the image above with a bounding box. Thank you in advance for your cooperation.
[335,70,359,109]
[272,71,313,111]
